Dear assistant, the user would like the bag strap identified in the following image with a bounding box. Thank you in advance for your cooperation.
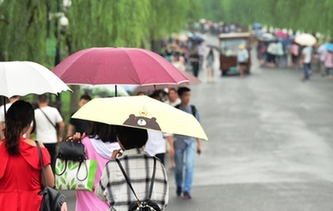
[39,108,57,129]
[35,140,48,187]
[116,157,157,201]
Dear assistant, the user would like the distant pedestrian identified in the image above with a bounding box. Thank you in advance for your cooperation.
[301,45,313,81]
[291,42,300,67]
[237,44,249,78]
[34,94,65,171]
[172,52,186,72]
[257,41,266,67]
[317,44,328,76]
[189,47,200,77]
[145,130,169,165]
[67,94,92,136]
[266,41,277,67]
[324,50,333,79]
[170,87,202,199]
[206,48,215,82]
[164,88,181,106]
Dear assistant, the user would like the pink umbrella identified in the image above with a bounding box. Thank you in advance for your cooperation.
[52,47,189,86]
[275,31,288,38]
[134,71,201,93]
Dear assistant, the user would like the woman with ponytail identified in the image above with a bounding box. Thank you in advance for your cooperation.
[0,100,67,211]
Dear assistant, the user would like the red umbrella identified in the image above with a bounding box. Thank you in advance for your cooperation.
[275,31,288,38]
[52,47,189,86]
[134,71,201,93]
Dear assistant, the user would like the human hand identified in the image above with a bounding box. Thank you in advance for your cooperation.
[197,145,201,155]
[111,149,123,159]
[61,202,68,211]
[69,132,86,143]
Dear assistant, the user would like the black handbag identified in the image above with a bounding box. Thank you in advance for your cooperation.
[35,141,66,211]
[116,157,161,211]
[57,137,85,162]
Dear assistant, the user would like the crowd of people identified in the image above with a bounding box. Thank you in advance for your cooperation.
[0,84,201,210]
[255,31,333,81]
[160,33,217,82]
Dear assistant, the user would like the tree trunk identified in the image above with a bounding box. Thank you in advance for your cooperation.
[70,85,79,114]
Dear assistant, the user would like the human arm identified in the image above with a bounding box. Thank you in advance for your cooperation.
[94,165,110,202]
[66,124,75,137]
[38,141,55,187]
[196,138,201,155]
[57,121,65,143]
[166,135,174,158]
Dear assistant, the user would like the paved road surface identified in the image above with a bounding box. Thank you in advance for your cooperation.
[62,34,333,211]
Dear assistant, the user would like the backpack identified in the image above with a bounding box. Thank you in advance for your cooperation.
[175,104,197,117]
[116,157,161,211]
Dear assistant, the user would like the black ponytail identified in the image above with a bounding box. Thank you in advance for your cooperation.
[3,100,34,155]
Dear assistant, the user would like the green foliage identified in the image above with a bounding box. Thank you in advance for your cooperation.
[0,0,200,63]
[211,0,333,37]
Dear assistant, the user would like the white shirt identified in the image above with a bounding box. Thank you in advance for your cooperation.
[35,106,63,144]
[144,130,167,155]
[0,103,12,122]
[164,98,181,107]
[302,46,312,63]
[317,45,327,62]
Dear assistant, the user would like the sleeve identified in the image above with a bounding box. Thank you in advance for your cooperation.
[94,164,109,202]
[195,108,200,122]
[55,109,63,123]
[41,147,51,167]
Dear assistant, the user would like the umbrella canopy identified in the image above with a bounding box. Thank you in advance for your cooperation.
[52,47,189,86]
[252,23,262,30]
[258,33,277,42]
[275,30,288,38]
[190,36,205,43]
[72,96,208,140]
[324,43,333,52]
[133,71,201,93]
[295,34,317,46]
[0,61,71,98]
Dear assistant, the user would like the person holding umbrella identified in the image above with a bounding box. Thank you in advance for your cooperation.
[95,126,169,211]
[301,45,313,81]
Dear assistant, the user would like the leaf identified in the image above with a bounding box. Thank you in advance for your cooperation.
[67,184,71,190]
[71,184,77,190]
[71,177,75,186]
[64,171,68,179]
[60,177,67,185]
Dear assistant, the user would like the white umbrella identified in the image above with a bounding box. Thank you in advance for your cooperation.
[0,61,71,97]
[295,33,317,46]
[0,61,71,115]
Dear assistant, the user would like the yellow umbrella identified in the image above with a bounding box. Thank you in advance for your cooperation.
[72,96,208,140]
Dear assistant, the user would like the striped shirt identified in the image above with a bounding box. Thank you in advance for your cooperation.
[95,148,169,211]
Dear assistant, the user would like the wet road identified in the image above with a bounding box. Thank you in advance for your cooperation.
[63,34,333,210]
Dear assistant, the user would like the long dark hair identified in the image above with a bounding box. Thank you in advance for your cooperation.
[88,122,117,143]
[4,100,35,155]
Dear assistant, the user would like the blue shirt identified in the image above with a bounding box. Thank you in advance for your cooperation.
[173,104,200,149]
[237,49,249,62]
